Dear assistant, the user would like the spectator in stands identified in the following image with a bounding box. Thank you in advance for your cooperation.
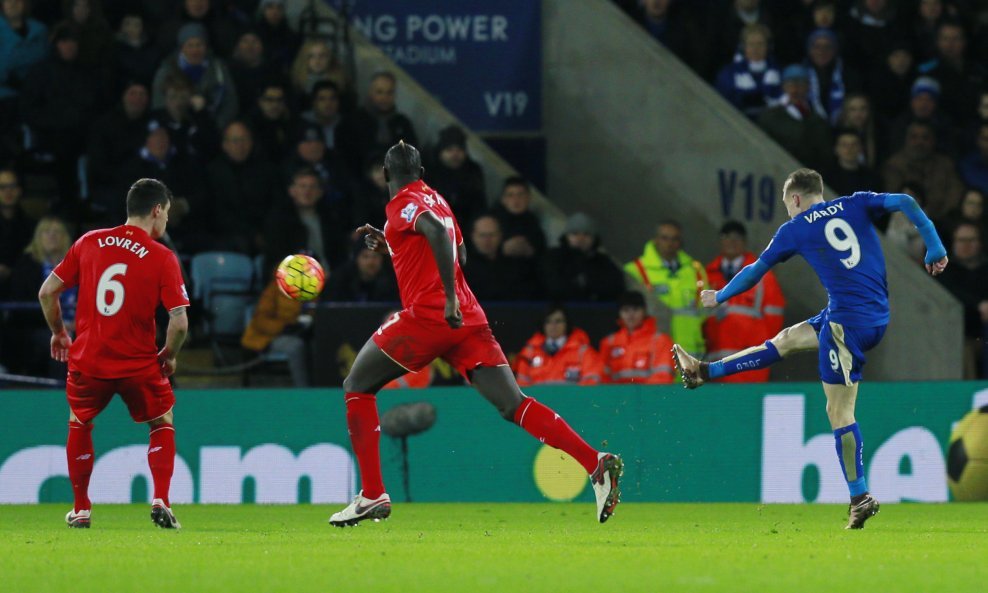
[152,23,238,128]
[463,214,540,301]
[324,239,399,302]
[624,219,707,358]
[844,0,898,74]
[513,304,601,386]
[155,0,240,59]
[911,0,948,62]
[920,19,986,127]
[350,152,389,231]
[65,0,111,70]
[804,28,858,124]
[206,120,278,255]
[264,168,347,274]
[301,80,346,160]
[824,129,882,196]
[229,29,279,116]
[936,222,988,378]
[835,93,887,169]
[111,119,208,252]
[249,80,294,163]
[707,0,777,82]
[344,71,418,176]
[241,275,311,387]
[882,120,964,220]
[598,291,673,384]
[255,0,298,71]
[888,76,956,156]
[702,220,785,382]
[7,216,75,378]
[87,81,150,192]
[628,0,698,66]
[959,124,988,194]
[714,23,782,119]
[0,0,49,138]
[542,212,625,303]
[111,11,160,91]
[940,188,986,243]
[757,64,832,171]
[425,125,487,228]
[149,74,219,163]
[19,21,101,212]
[0,168,33,299]
[492,176,546,259]
[866,40,915,121]
[291,39,348,100]
[282,121,352,212]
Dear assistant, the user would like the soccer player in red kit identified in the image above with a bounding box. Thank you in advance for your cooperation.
[37,179,190,529]
[330,142,623,526]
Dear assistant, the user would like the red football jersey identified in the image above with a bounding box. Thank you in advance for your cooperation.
[53,225,190,379]
[383,180,486,326]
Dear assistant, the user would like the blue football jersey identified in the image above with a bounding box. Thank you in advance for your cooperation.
[759,192,890,327]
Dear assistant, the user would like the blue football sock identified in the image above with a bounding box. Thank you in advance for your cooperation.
[708,341,782,379]
[834,423,868,497]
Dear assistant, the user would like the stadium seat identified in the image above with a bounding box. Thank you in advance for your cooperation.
[189,252,256,365]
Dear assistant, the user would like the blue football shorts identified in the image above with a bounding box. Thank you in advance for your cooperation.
[807,308,887,386]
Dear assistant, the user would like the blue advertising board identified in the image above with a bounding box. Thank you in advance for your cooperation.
[348,0,542,132]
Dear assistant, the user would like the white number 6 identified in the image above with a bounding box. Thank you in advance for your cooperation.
[824,218,861,269]
[96,263,128,317]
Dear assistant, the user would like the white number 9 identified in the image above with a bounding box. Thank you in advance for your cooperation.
[829,349,840,372]
[824,218,861,269]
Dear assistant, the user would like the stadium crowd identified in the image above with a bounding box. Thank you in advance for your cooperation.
[0,0,985,383]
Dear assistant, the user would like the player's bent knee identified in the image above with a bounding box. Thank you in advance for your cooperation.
[148,410,173,426]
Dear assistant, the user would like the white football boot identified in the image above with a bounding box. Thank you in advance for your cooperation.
[329,491,392,527]
[590,453,624,523]
[65,508,91,528]
[151,498,182,529]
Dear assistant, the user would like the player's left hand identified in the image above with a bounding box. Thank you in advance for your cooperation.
[157,348,178,378]
[444,296,463,329]
[50,329,72,362]
[926,256,948,276]
[699,290,719,308]
[356,224,388,255]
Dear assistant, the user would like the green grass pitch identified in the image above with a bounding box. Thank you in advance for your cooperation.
[2,503,987,593]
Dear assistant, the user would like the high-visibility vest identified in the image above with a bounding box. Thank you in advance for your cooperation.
[703,252,786,383]
[624,243,708,356]
[512,328,602,386]
[599,316,674,384]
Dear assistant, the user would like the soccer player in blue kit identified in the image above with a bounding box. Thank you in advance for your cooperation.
[672,169,948,529]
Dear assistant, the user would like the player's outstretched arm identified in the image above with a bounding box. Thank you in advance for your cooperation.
[355,224,389,256]
[38,272,71,362]
[703,260,771,308]
[415,211,463,329]
[880,193,948,275]
[158,307,189,378]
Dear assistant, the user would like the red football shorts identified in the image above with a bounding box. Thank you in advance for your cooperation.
[372,309,508,378]
[66,367,175,424]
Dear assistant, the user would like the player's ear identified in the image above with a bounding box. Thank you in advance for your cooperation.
[419,166,425,179]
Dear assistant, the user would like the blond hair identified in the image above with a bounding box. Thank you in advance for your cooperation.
[783,168,824,199]
[25,217,72,264]
[290,39,347,96]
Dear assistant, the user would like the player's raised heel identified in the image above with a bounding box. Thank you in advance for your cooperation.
[591,453,624,524]
[151,499,182,529]
[845,494,879,529]
[65,509,91,528]
[329,492,392,527]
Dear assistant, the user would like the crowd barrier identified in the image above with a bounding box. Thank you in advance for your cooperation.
[2,382,986,505]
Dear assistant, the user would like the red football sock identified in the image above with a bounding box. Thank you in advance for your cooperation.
[345,392,385,499]
[148,424,175,507]
[514,397,600,474]
[66,421,95,512]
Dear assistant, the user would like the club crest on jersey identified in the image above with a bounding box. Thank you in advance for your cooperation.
[401,203,418,223]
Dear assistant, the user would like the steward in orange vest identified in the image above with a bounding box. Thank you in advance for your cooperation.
[703,222,786,382]
[513,306,601,386]
[599,292,674,384]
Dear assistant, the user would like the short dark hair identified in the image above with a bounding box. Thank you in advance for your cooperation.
[290,166,324,188]
[502,176,528,193]
[657,219,682,232]
[719,220,747,237]
[126,178,172,217]
[311,80,339,97]
[384,141,421,179]
[783,168,824,198]
[370,70,396,85]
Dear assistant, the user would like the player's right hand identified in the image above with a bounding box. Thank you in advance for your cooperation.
[925,256,948,276]
[157,348,178,378]
[356,224,388,255]
[445,296,463,329]
[699,290,719,308]
[50,329,72,362]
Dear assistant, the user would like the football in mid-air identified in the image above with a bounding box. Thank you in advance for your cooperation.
[275,254,325,302]
[947,405,988,501]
